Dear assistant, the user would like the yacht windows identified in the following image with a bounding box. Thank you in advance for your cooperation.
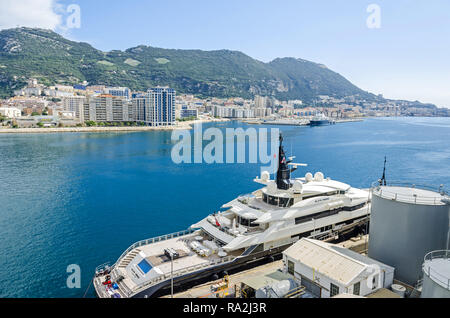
[295,209,338,225]
[345,203,366,211]
[263,192,294,207]
[278,197,294,208]
[303,191,339,200]
[294,203,366,225]
[237,216,258,228]
[268,195,278,206]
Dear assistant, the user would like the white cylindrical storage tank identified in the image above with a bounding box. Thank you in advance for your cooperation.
[391,284,406,298]
[421,250,450,298]
[368,183,450,286]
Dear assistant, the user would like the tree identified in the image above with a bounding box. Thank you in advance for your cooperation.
[37,122,44,128]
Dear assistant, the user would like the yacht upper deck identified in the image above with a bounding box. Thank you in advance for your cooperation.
[95,230,241,298]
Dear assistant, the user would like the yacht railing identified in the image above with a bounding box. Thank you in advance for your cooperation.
[131,255,236,296]
[113,228,197,268]
[95,262,112,273]
[371,181,449,205]
[423,250,450,290]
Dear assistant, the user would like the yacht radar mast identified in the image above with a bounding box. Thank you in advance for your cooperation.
[379,156,387,186]
[276,134,307,190]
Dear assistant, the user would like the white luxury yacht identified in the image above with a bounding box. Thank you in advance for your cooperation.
[93,135,370,298]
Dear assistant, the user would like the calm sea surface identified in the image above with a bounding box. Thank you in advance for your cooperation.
[0,117,449,298]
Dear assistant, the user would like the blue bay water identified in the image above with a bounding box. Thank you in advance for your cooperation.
[0,117,449,298]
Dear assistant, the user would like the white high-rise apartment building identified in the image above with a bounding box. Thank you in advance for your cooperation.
[254,95,268,108]
[83,95,133,122]
[132,87,176,126]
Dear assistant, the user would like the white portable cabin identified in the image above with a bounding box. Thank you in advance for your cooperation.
[283,238,395,298]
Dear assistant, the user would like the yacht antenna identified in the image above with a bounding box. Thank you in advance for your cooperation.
[379,156,387,186]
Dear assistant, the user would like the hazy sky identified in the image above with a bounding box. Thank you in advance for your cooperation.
[1,0,449,108]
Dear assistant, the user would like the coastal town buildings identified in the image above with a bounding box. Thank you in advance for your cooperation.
[1,78,449,129]
[178,106,198,119]
[63,96,86,122]
[0,107,21,118]
[103,87,131,100]
[83,95,133,123]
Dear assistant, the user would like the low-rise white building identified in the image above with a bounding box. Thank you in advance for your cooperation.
[0,107,21,118]
[283,238,395,298]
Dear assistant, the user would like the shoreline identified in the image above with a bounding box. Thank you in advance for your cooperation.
[0,118,230,134]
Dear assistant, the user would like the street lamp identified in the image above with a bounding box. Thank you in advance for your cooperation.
[170,251,174,298]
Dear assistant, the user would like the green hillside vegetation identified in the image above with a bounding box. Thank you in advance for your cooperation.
[0,27,374,101]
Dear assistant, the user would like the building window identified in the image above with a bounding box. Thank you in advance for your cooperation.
[287,260,294,275]
[372,275,378,289]
[330,283,340,297]
[353,282,360,296]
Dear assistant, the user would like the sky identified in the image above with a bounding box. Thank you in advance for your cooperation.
[1,0,450,108]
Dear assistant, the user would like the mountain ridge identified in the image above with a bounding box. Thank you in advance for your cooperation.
[0,27,374,101]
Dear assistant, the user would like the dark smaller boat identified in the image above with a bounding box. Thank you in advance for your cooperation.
[309,113,331,126]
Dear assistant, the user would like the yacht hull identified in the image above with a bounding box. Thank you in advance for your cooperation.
[95,215,368,298]
[309,120,330,126]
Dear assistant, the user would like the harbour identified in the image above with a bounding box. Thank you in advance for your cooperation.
[241,118,364,126]
[0,117,449,298]
[162,235,372,298]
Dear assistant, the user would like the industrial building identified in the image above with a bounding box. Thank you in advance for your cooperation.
[368,182,450,287]
[282,238,395,298]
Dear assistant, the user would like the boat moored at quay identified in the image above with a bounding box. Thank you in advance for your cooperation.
[93,135,370,298]
[309,113,333,126]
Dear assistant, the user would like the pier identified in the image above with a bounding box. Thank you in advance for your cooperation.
[241,118,364,126]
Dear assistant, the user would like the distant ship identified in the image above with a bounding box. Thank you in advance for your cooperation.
[309,113,332,126]
[93,134,370,298]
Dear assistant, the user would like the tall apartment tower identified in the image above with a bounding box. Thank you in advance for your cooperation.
[132,87,176,126]
[254,95,268,108]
